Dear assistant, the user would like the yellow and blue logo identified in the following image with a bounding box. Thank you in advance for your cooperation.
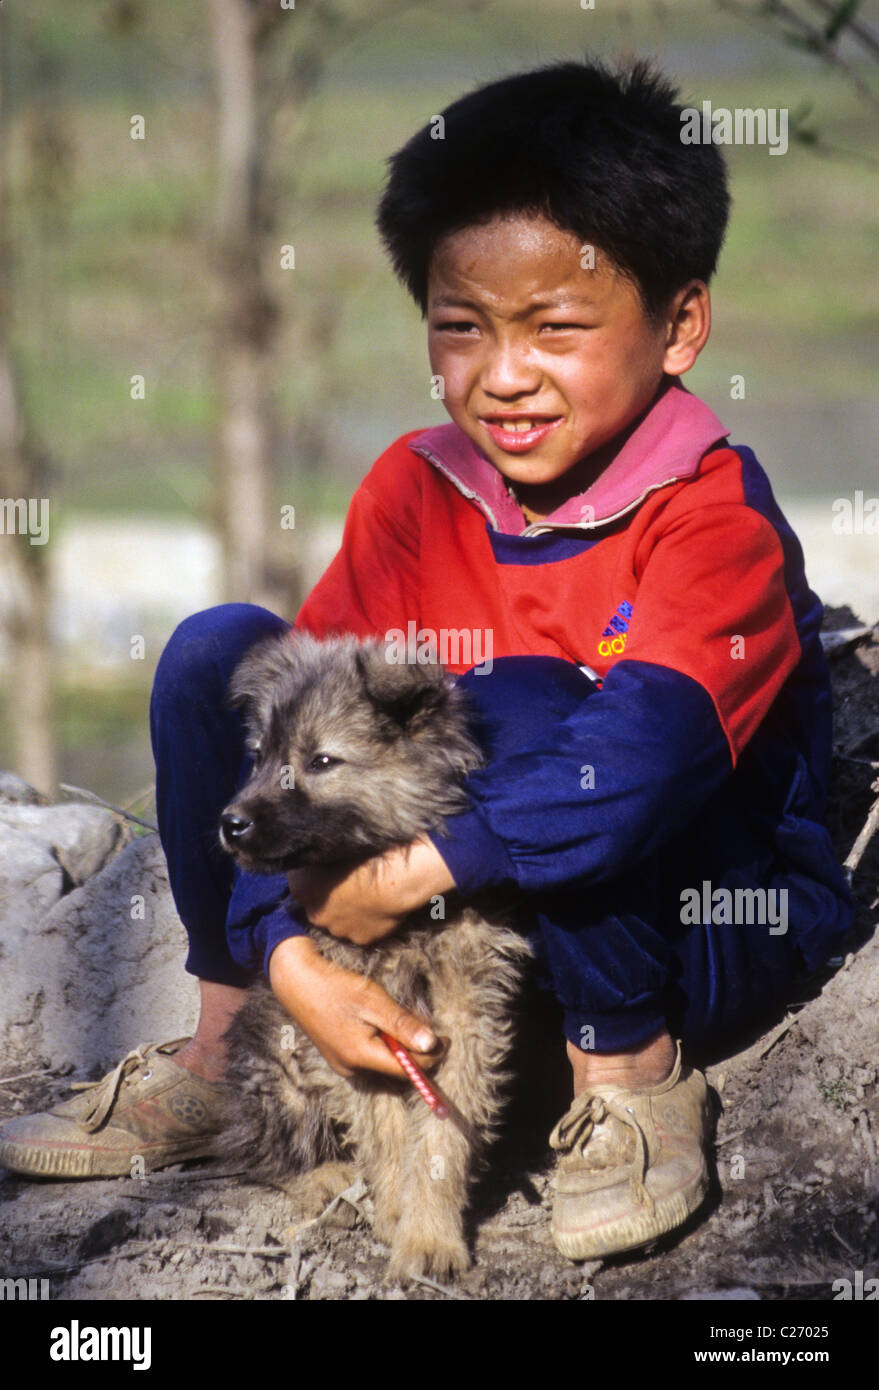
[598,600,633,658]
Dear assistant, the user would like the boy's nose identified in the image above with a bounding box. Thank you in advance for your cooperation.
[480,342,542,399]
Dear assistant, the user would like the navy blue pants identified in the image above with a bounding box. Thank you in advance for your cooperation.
[150,604,806,1056]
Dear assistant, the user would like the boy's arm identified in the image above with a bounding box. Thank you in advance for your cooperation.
[426,497,806,898]
[225,435,424,974]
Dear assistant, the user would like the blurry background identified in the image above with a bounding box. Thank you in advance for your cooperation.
[0,0,877,810]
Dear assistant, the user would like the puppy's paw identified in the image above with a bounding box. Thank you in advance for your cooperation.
[386,1227,471,1282]
[280,1160,358,1220]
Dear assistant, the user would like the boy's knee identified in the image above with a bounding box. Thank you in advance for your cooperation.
[152,604,288,707]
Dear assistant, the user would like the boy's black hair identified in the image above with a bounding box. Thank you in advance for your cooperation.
[376,57,730,320]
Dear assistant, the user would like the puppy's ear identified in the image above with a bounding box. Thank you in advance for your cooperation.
[355,641,448,730]
[228,639,276,712]
[227,658,257,713]
[227,632,307,724]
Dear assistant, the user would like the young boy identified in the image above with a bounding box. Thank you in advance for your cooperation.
[0,58,852,1262]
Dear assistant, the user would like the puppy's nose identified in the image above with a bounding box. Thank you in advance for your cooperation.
[220,811,254,843]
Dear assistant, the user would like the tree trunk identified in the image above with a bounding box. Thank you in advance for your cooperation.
[0,9,57,795]
[207,0,281,610]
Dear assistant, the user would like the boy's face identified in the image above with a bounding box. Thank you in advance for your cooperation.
[427,214,707,509]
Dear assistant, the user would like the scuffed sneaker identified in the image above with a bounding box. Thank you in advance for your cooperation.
[549,1040,713,1259]
[0,1039,229,1179]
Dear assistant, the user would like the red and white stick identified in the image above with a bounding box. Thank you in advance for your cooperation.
[379,1031,449,1120]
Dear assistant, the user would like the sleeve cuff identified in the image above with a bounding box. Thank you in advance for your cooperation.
[225,867,309,973]
[258,902,311,979]
[427,806,517,897]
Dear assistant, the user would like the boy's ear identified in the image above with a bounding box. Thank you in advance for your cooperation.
[355,642,448,730]
[661,280,711,377]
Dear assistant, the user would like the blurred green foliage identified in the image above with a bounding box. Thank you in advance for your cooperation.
[5,0,877,521]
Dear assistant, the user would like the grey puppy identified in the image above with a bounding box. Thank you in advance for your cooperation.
[217,631,530,1279]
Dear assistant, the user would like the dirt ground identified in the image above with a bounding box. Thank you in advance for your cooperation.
[1,611,877,1302]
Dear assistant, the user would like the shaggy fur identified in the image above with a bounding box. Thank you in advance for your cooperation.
[217,632,530,1279]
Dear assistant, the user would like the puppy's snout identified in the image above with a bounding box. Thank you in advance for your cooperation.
[220,810,254,846]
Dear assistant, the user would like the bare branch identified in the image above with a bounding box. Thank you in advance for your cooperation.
[805,0,879,56]
[844,779,879,879]
[717,0,879,113]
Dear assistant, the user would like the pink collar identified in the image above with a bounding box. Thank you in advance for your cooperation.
[408,379,729,536]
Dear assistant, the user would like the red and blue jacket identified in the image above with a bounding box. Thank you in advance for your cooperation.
[230,378,852,974]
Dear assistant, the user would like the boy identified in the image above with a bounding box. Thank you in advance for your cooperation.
[0,58,852,1262]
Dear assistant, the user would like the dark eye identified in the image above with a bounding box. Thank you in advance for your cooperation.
[246,740,263,763]
[307,753,341,772]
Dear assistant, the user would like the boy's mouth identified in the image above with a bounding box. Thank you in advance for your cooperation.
[479,414,563,453]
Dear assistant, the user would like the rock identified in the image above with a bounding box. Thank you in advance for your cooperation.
[0,800,131,1070]
[0,833,198,1074]
[680,1288,761,1300]
[795,932,879,1063]
[0,823,69,931]
[308,1265,349,1298]
[0,772,49,805]
[820,626,874,657]
[0,802,124,885]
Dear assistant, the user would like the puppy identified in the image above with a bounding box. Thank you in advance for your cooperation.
[217,631,530,1279]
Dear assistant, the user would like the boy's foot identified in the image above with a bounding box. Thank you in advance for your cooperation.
[0,1039,229,1179]
[549,1039,712,1259]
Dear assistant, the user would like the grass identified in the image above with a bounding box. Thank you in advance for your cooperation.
[818,1077,856,1111]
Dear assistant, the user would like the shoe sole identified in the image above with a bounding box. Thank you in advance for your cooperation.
[551,1167,710,1260]
[0,1137,217,1179]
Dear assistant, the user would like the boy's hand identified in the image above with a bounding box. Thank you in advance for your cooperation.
[268,935,440,1079]
[286,838,456,946]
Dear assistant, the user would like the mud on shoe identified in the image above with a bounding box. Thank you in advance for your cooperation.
[0,1039,229,1179]
[549,1040,713,1260]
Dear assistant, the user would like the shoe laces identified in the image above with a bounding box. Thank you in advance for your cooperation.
[70,1039,191,1132]
[548,1043,683,1216]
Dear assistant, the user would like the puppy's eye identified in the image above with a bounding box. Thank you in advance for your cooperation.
[307,753,341,772]
[246,740,263,762]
